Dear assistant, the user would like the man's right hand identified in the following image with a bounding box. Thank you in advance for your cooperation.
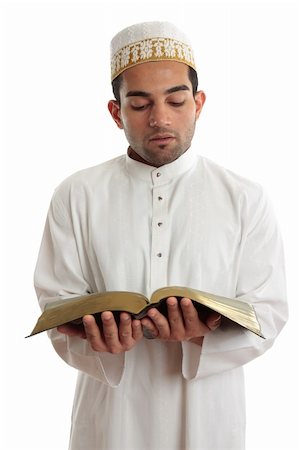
[57,312,143,354]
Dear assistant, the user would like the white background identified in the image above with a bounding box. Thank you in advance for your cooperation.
[2,0,299,449]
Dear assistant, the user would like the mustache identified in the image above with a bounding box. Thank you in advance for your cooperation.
[146,128,177,140]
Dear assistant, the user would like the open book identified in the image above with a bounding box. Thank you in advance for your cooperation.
[27,286,264,338]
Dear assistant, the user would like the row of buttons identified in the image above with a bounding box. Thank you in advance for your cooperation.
[154,171,165,261]
[150,170,168,289]
[156,193,164,258]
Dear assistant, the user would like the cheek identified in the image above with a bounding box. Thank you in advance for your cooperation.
[181,111,197,128]
[122,115,146,134]
[122,121,143,144]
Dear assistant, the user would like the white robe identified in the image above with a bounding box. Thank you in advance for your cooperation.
[34,147,288,450]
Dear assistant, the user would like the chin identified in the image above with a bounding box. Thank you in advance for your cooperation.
[152,155,180,167]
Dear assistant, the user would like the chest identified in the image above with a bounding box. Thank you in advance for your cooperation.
[81,176,242,294]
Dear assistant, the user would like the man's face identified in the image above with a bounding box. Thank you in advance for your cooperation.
[109,61,206,167]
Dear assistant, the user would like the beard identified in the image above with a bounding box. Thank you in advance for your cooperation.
[124,123,196,167]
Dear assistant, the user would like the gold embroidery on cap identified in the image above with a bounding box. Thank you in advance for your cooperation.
[111,37,196,80]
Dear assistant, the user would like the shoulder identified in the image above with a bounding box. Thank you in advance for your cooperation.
[47,155,126,215]
[198,155,264,202]
[195,156,274,227]
[53,155,126,196]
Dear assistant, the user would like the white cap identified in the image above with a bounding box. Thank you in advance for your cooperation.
[110,21,196,81]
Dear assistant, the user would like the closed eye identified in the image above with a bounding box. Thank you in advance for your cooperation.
[169,101,185,107]
[131,104,150,111]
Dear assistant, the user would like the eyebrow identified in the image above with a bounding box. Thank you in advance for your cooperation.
[125,84,190,98]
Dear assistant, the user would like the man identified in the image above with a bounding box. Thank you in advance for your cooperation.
[34,21,288,450]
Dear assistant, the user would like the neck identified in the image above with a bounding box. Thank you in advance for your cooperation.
[127,147,158,167]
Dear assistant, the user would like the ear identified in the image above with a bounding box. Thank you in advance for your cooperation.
[108,100,123,129]
[194,90,206,120]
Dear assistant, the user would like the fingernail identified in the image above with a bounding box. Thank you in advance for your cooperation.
[122,313,130,321]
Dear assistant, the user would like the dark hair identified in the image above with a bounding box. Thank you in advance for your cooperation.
[112,66,198,104]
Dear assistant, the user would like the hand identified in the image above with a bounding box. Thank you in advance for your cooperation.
[140,297,221,344]
[57,312,143,354]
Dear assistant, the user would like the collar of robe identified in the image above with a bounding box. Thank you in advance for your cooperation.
[125,145,197,182]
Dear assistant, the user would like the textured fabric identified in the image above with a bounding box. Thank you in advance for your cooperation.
[110,21,196,80]
[34,147,288,450]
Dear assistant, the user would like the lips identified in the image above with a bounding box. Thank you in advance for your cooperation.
[149,134,175,144]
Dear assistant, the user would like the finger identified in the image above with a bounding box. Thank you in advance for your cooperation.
[118,312,133,342]
[206,313,222,331]
[118,313,140,350]
[166,297,185,338]
[119,313,143,349]
[140,317,159,339]
[100,311,122,353]
[147,308,170,339]
[132,319,143,341]
[83,314,107,351]
[57,322,87,339]
[180,298,199,327]
[180,298,210,335]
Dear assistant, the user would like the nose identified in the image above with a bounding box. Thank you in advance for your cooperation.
[149,104,171,128]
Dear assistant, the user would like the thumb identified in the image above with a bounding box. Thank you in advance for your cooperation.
[206,313,222,331]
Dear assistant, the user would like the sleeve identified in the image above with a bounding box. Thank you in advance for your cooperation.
[182,187,288,380]
[34,186,125,386]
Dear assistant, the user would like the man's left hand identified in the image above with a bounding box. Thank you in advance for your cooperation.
[140,297,221,345]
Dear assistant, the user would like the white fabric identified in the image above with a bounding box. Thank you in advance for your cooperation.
[34,147,288,450]
[111,21,193,56]
[110,21,196,80]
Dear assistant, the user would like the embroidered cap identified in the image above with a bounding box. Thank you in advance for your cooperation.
[110,21,196,81]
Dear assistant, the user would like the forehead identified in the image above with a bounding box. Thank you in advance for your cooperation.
[120,61,191,94]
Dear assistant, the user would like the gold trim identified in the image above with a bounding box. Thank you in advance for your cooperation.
[111,37,196,80]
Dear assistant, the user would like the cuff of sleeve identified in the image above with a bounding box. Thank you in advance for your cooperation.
[97,352,125,387]
[50,330,126,386]
[181,340,203,380]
